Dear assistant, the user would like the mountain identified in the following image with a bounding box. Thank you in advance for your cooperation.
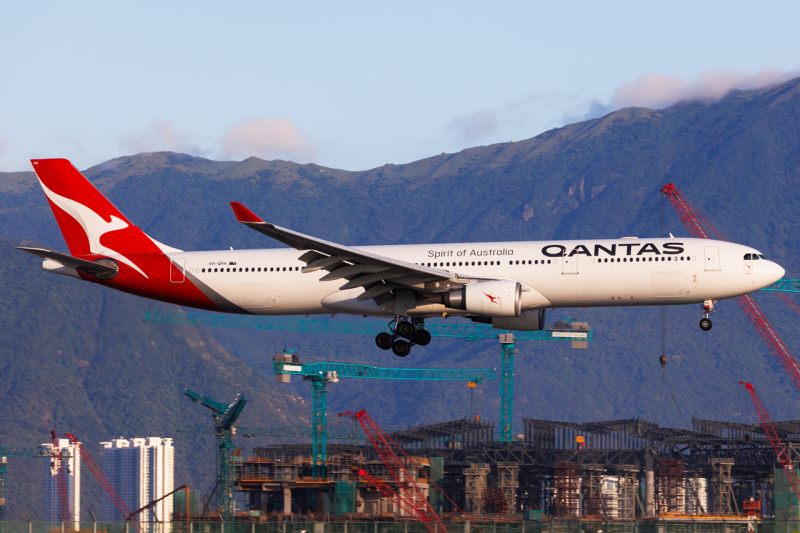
[2,77,800,518]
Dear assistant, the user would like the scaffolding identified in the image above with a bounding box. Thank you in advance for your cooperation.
[497,462,519,515]
[658,458,684,514]
[554,462,580,518]
[711,458,736,515]
[584,464,607,518]
[464,463,490,515]
[618,465,639,519]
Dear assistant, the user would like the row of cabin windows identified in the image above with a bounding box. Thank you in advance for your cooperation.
[419,256,693,268]
[594,256,692,263]
[419,260,553,267]
[201,266,300,273]
[198,254,702,273]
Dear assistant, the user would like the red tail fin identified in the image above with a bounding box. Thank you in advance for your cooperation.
[31,159,177,259]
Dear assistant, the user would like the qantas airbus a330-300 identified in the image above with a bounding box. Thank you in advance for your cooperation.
[19,159,784,356]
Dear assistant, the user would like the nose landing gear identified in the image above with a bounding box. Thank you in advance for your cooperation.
[374,317,430,356]
[699,300,716,331]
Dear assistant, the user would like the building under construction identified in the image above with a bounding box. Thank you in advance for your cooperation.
[233,416,800,522]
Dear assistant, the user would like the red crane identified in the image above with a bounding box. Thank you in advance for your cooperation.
[356,469,438,525]
[740,382,800,503]
[49,430,73,525]
[63,433,141,533]
[661,184,800,393]
[340,410,444,529]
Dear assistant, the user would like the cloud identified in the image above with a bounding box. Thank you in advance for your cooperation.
[119,120,204,155]
[448,110,501,145]
[218,117,315,162]
[587,68,800,118]
[446,94,552,146]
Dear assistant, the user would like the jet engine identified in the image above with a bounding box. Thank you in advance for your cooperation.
[491,309,546,331]
[444,280,522,317]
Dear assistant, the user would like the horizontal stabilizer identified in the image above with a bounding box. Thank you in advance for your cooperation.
[16,247,117,273]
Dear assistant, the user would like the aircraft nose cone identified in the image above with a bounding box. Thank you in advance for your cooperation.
[774,263,786,284]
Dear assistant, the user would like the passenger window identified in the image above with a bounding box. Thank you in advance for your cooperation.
[547,260,551,264]
[459,262,463,266]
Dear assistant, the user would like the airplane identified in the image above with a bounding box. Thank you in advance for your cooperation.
[18,159,785,357]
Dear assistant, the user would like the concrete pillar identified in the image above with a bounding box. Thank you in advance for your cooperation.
[646,452,655,518]
[283,487,292,514]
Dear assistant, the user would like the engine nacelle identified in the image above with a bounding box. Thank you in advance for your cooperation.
[444,280,522,318]
[492,309,546,331]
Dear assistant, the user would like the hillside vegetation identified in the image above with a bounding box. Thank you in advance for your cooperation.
[2,78,800,518]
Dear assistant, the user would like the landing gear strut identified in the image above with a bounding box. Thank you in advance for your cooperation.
[374,317,430,356]
[699,300,715,331]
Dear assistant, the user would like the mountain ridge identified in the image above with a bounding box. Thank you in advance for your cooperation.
[1,76,800,518]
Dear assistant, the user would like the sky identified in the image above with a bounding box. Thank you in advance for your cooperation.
[2,1,800,173]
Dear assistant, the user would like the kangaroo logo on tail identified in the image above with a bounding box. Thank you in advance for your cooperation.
[31,159,182,278]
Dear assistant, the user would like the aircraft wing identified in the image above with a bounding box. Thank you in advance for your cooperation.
[230,202,467,301]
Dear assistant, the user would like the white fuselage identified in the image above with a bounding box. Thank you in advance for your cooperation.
[169,237,784,317]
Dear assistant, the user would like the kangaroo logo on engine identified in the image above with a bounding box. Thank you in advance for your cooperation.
[485,293,500,305]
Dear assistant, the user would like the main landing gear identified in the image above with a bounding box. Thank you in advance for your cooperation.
[699,300,716,331]
[375,317,431,357]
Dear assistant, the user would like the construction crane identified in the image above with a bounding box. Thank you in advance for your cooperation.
[0,446,58,522]
[183,389,246,521]
[763,280,800,293]
[340,409,445,531]
[661,184,800,393]
[143,311,592,341]
[147,311,592,444]
[273,352,496,477]
[62,433,140,533]
[740,382,800,504]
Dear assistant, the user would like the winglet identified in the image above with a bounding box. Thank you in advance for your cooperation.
[230,202,264,223]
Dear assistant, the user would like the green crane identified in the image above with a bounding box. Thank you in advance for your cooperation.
[0,446,60,523]
[149,311,591,449]
[762,279,800,293]
[271,351,496,477]
[183,389,246,521]
[143,311,592,341]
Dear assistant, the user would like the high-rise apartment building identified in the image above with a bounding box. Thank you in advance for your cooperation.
[100,438,174,521]
[42,438,81,524]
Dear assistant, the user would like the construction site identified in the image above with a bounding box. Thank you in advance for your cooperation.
[2,186,800,533]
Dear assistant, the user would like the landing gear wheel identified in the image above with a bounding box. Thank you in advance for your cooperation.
[375,332,393,350]
[395,321,414,339]
[699,318,713,331]
[392,340,411,357]
[412,328,431,346]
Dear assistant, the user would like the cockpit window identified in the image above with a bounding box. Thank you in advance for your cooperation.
[744,254,752,260]
[759,254,767,260]
[752,255,760,260]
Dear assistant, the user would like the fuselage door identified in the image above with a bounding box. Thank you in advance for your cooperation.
[704,246,720,271]
[170,258,186,283]
[562,251,578,275]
